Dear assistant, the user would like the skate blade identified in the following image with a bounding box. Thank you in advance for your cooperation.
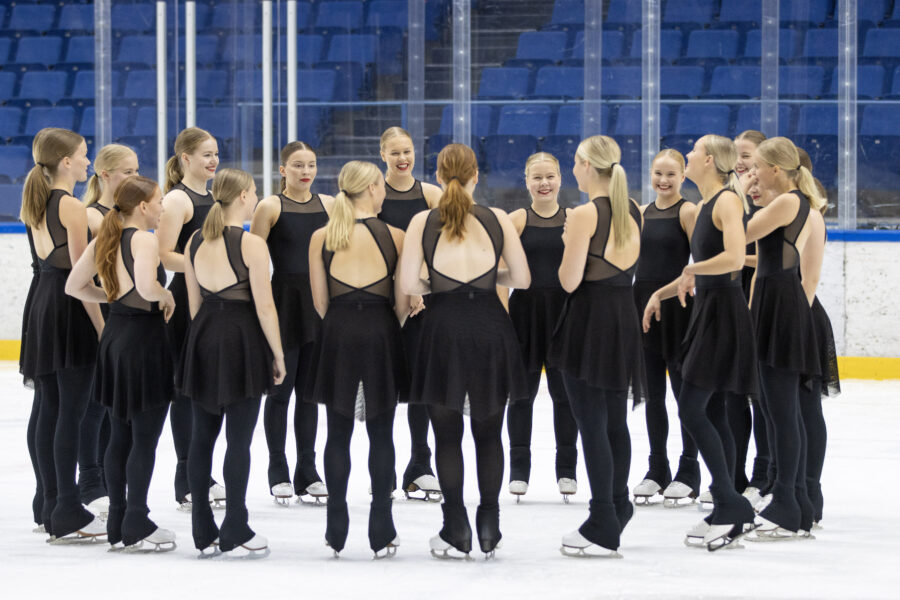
[273,496,293,506]
[663,497,697,509]
[634,494,663,507]
[707,523,759,552]
[404,486,442,503]
[177,502,193,513]
[560,545,622,559]
[561,493,573,504]
[373,544,398,560]
[49,532,107,545]
[210,499,226,510]
[684,537,705,548]
[296,494,327,506]
[430,548,472,561]
[107,543,126,553]
[220,546,270,560]
[197,546,221,559]
[745,527,798,542]
[122,540,177,554]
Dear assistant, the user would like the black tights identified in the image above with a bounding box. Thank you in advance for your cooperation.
[105,404,169,545]
[563,375,631,550]
[726,394,752,492]
[78,401,108,504]
[323,407,396,552]
[799,379,827,522]
[748,394,771,489]
[27,389,43,525]
[506,367,578,483]
[678,380,754,526]
[35,367,95,537]
[263,344,321,489]
[188,397,261,552]
[403,403,434,486]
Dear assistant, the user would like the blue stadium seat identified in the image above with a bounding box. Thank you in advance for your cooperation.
[196,107,237,142]
[554,104,584,135]
[681,30,739,64]
[14,37,63,67]
[889,66,900,97]
[0,38,10,64]
[123,70,158,102]
[660,66,705,98]
[532,66,583,99]
[0,146,33,183]
[0,107,24,139]
[438,105,494,137]
[602,66,641,98]
[717,0,761,29]
[17,72,69,104]
[862,28,900,62]
[58,4,94,32]
[549,0,585,28]
[131,106,158,137]
[779,65,825,98]
[79,106,129,137]
[780,0,831,26]
[741,29,803,63]
[111,3,155,33]
[796,105,837,136]
[630,30,683,62]
[208,1,250,31]
[664,0,717,27]
[298,69,338,102]
[192,70,229,102]
[860,104,900,137]
[64,36,95,65]
[569,30,625,63]
[605,0,640,28]
[826,65,886,99]
[803,28,838,63]
[367,1,408,30]
[734,104,793,135]
[496,105,552,136]
[234,70,264,102]
[476,67,531,100]
[326,34,377,64]
[484,135,540,186]
[221,34,263,66]
[510,31,568,66]
[297,34,325,65]
[0,72,17,100]
[116,35,156,66]
[315,1,364,32]
[24,107,76,136]
[706,66,760,98]
[7,5,57,33]
[70,71,123,101]
[317,62,367,101]
[614,104,671,136]
[859,0,889,25]
[0,183,24,214]
[858,105,900,167]
[673,104,731,136]
[196,35,222,66]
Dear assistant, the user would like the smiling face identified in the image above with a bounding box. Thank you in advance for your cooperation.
[751,149,780,194]
[103,152,139,196]
[735,138,758,176]
[381,135,415,178]
[281,149,317,191]
[526,159,560,202]
[183,137,219,182]
[651,155,684,200]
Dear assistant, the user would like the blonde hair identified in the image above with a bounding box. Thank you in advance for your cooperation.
[380,126,413,152]
[756,137,826,212]
[21,128,85,228]
[524,152,560,177]
[165,127,214,193]
[84,144,137,206]
[652,148,685,172]
[279,141,315,193]
[325,161,382,252]
[734,130,767,147]
[575,135,632,249]
[699,134,748,213]
[436,144,478,241]
[202,168,254,240]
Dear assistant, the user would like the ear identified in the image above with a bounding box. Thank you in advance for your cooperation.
[380,149,388,164]
[472,170,479,185]
[278,165,286,177]
[181,152,190,166]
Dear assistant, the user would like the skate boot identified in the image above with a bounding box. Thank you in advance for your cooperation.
[633,479,664,506]
[742,486,762,508]
[684,518,711,547]
[197,538,220,559]
[271,482,294,506]
[704,522,758,552]
[177,493,193,512]
[560,530,621,558]
[747,516,796,542]
[404,475,442,502]
[123,527,177,553]
[662,482,698,508]
[369,500,398,559]
[558,478,577,503]
[85,496,109,520]
[475,504,502,559]
[325,501,349,556]
[698,489,714,511]
[508,480,528,503]
[223,534,269,559]
[209,483,226,509]
[50,515,107,545]
[299,481,328,505]
[634,456,671,506]
[430,504,472,560]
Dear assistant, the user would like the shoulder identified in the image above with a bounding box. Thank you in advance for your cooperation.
[407,209,431,230]
[258,194,282,213]
[387,224,405,247]
[421,182,443,207]
[771,191,801,211]
[310,226,327,246]
[58,193,85,211]
[131,229,159,251]
[319,193,336,213]
[242,230,269,257]
[508,208,527,234]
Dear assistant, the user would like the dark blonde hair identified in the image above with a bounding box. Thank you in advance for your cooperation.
[165,127,214,193]
[380,126,413,151]
[94,176,159,302]
[653,148,685,172]
[699,134,748,213]
[325,161,382,252]
[735,130,767,147]
[279,141,315,193]
[201,168,254,240]
[21,128,85,228]
[84,144,137,206]
[436,144,478,241]
[524,152,560,177]
[756,137,826,212]
[576,135,632,248]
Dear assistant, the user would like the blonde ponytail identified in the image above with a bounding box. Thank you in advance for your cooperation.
[436,144,477,241]
[202,168,253,240]
[21,128,84,228]
[796,165,827,212]
[757,137,826,212]
[165,127,214,193]
[325,160,381,251]
[576,135,634,248]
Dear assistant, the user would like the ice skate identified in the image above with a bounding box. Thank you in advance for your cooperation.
[404,474,442,502]
[177,493,192,512]
[429,535,472,560]
[508,480,528,503]
[754,493,773,513]
[742,486,762,508]
[123,528,177,553]
[197,538,221,559]
[49,516,107,545]
[558,478,577,503]
[32,524,46,534]
[373,537,400,560]
[430,505,472,560]
[684,519,710,547]
[795,529,816,540]
[476,505,502,559]
[633,479,663,506]
[559,530,622,558]
[222,534,270,559]
[697,489,714,511]
[746,516,797,542]
[298,481,328,505]
[209,483,226,509]
[108,541,126,553]
[662,481,698,508]
[271,482,294,506]
[85,496,109,520]
[704,522,759,552]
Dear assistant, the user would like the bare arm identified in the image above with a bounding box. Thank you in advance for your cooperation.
[86,206,104,237]
[132,231,175,322]
[308,228,330,319]
[60,195,103,335]
[557,203,595,293]
[389,226,411,324]
[686,193,746,276]
[66,239,107,303]
[156,190,192,272]
[245,233,285,385]
[800,211,826,305]
[398,212,431,296]
[745,193,799,244]
[182,233,203,320]
[249,195,280,241]
[493,208,530,289]
[679,201,698,242]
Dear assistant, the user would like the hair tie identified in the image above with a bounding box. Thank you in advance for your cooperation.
[113,205,121,213]
[340,188,350,196]
[609,162,619,169]
[36,162,46,169]
[214,197,222,204]
[727,169,735,176]
[796,164,803,171]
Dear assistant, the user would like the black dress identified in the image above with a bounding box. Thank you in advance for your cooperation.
[548,197,647,404]
[305,218,407,420]
[633,199,693,364]
[267,193,328,352]
[408,205,528,421]
[177,227,274,414]
[88,203,112,320]
[679,190,758,396]
[20,227,41,388]
[92,228,172,421]
[20,189,98,380]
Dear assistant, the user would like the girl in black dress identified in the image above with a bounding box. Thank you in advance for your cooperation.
[251,141,334,504]
[399,143,530,559]
[632,149,700,507]
[306,160,409,558]
[643,134,757,551]
[179,168,285,558]
[378,126,443,500]
[550,136,644,558]
[505,152,578,502]
[20,127,105,542]
[67,175,177,552]
[156,127,224,510]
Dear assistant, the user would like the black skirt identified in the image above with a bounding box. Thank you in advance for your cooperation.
[633,279,693,365]
[509,287,567,374]
[811,297,840,398]
[92,306,173,421]
[165,273,190,367]
[548,281,646,406]
[177,299,273,415]
[272,272,321,352]
[19,270,39,388]
[408,288,528,422]
[305,292,406,421]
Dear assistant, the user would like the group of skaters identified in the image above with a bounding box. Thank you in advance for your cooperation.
[19,122,837,560]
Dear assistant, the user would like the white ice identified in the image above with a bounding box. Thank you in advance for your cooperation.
[1,363,897,599]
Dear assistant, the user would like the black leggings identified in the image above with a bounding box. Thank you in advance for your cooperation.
[105,404,169,546]
[642,348,696,485]
[27,389,43,525]
[748,394,771,489]
[799,379,827,522]
[726,393,752,492]
[35,367,95,537]
[562,375,631,550]
[263,344,321,489]
[323,407,396,551]
[506,367,578,483]
[403,403,434,486]
[188,397,261,552]
[78,401,108,504]
[678,380,754,526]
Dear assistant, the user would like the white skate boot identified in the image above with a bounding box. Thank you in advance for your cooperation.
[298,481,328,505]
[271,482,294,506]
[210,483,226,509]
[662,481,697,508]
[742,486,762,508]
[123,527,177,553]
[754,493,773,513]
[49,516,107,545]
[746,516,796,542]
[405,475,442,502]
[684,519,710,547]
[559,530,621,558]
[223,534,270,559]
[633,479,663,506]
[558,478,577,503]
[698,489,714,511]
[197,538,220,559]
[704,522,758,552]
[508,480,528,503]
[373,536,400,560]
[178,493,192,512]
[86,496,110,520]
[429,535,471,560]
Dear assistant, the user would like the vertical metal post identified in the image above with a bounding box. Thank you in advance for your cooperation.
[582,0,603,138]
[185,1,197,128]
[286,0,297,142]
[156,1,167,183]
[837,0,857,229]
[93,0,112,148]
[641,0,660,205]
[262,1,273,198]
[408,0,426,179]
[451,0,471,145]
[760,0,779,136]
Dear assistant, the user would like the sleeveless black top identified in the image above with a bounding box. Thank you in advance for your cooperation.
[173,182,215,254]
[756,190,810,278]
[691,189,743,289]
[268,192,328,275]
[584,196,642,286]
[188,226,251,302]
[380,179,429,231]
[112,228,167,313]
[323,218,398,302]
[520,206,565,289]
[635,198,690,283]
[423,204,503,293]
[39,189,77,270]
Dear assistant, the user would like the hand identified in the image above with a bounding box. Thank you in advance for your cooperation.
[676,268,696,307]
[642,293,661,333]
[409,295,426,317]
[161,290,176,323]
[272,355,286,386]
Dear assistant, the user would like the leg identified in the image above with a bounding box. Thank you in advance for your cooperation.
[799,380,826,522]
[547,367,578,481]
[170,393,194,503]
[403,404,435,489]
[366,408,397,552]
[27,388,43,526]
[34,376,58,534]
[605,389,632,531]
[104,415,132,545]
[323,407,354,552]
[264,346,299,490]
[748,394,772,490]
[708,394,737,485]
[471,409,505,553]
[506,370,539,483]
[293,345,323,489]
[78,401,108,505]
[642,348,672,486]
[794,396,815,532]
[726,392,752,493]
[188,403,223,550]
[219,397,262,551]
[668,367,701,492]
[428,404,471,552]
[121,404,170,545]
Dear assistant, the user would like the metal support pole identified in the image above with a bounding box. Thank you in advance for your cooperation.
[641,0,660,205]
[408,0,426,179]
[837,0,857,229]
[760,0,779,136]
[185,1,197,128]
[451,0,471,145]
[93,0,112,148]
[582,0,603,138]
[286,0,297,142]
[156,1,167,183]
[262,1,273,197]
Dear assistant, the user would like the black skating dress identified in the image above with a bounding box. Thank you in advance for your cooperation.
[741,202,761,300]
[267,193,328,352]
[750,191,820,382]
[305,218,407,420]
[165,183,215,366]
[88,203,112,320]
[509,206,567,374]
[679,190,758,395]
[809,230,840,397]
[92,228,173,421]
[408,205,528,420]
[548,197,646,404]
[20,227,40,388]
[633,199,693,364]
[20,189,98,380]
[177,227,274,414]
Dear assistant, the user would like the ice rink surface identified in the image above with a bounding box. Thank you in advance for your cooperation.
[1,363,897,599]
